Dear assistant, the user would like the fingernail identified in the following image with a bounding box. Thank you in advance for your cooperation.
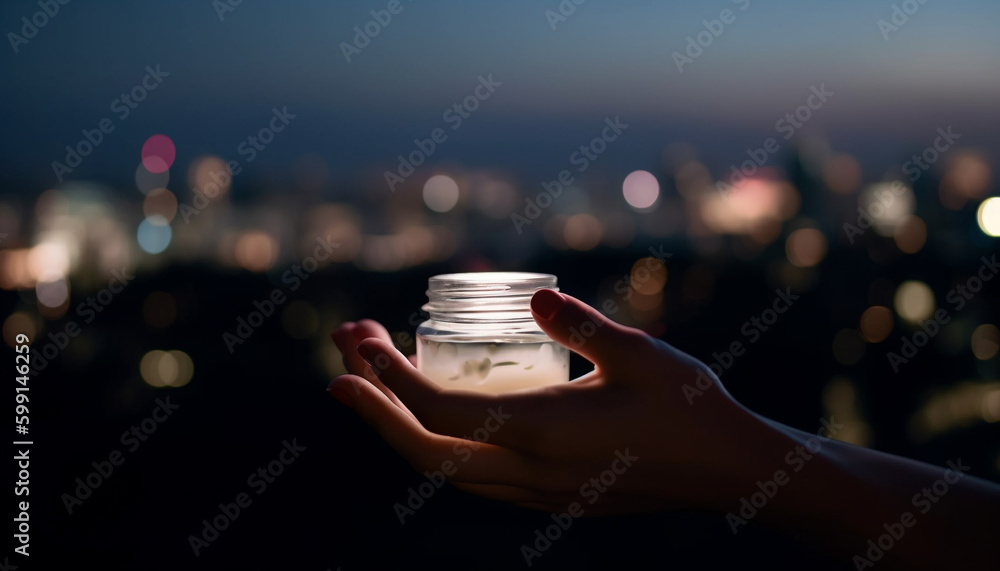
[531,289,564,320]
[327,381,354,406]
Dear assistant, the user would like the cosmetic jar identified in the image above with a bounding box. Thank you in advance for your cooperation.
[416,272,569,394]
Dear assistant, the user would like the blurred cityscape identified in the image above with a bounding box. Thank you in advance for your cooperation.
[3,132,999,477]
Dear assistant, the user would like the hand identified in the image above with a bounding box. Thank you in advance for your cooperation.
[329,290,1000,568]
[328,289,764,514]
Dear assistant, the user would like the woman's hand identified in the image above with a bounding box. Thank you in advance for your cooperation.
[328,289,766,514]
[329,289,1000,567]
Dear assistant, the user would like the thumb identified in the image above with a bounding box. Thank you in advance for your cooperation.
[529,289,654,373]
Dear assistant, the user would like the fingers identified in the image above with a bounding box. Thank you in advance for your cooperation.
[332,321,415,420]
[355,337,442,410]
[333,320,391,376]
[327,374,541,487]
[356,337,578,451]
[529,290,655,374]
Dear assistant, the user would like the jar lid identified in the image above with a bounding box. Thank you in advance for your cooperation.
[423,272,558,322]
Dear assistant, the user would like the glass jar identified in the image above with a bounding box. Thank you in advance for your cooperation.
[416,272,570,394]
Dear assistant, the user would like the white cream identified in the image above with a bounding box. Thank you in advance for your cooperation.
[417,340,569,394]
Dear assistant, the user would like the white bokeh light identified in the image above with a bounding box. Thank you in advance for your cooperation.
[423,175,460,213]
[977,197,1000,237]
[622,170,660,210]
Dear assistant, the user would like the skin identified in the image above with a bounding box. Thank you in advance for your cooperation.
[328,289,1000,568]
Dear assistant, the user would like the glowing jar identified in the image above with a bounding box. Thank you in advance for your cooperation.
[416,272,569,394]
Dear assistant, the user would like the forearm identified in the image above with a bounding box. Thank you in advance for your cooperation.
[718,410,1000,567]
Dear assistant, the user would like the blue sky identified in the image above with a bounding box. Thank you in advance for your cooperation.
[2,0,999,190]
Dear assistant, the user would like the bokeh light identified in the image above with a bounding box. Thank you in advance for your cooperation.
[977,197,1000,237]
[894,280,935,323]
[983,391,1000,424]
[630,257,667,295]
[821,377,871,446]
[822,153,861,194]
[910,382,1000,441]
[137,216,172,254]
[234,231,278,272]
[622,170,660,210]
[140,350,168,387]
[3,312,36,348]
[423,175,460,213]
[628,289,662,311]
[141,134,176,173]
[940,152,991,209]
[168,350,194,387]
[36,276,69,308]
[971,324,999,360]
[861,182,915,237]
[859,305,893,343]
[35,188,68,224]
[188,155,231,196]
[893,215,927,254]
[701,179,799,235]
[0,249,32,290]
[141,349,193,387]
[143,188,178,223]
[28,242,70,281]
[563,213,602,251]
[785,227,827,268]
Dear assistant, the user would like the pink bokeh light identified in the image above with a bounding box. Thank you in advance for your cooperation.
[141,134,176,173]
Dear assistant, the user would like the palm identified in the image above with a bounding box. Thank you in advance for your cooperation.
[329,291,747,513]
